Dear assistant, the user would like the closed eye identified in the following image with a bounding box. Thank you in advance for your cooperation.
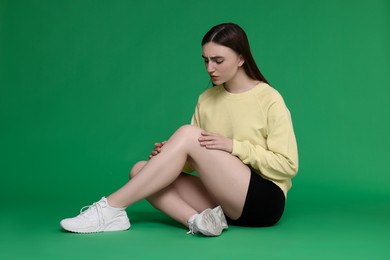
[202,55,224,64]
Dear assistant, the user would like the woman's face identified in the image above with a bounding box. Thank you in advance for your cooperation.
[202,42,244,85]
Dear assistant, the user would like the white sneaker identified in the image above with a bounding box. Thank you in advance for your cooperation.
[213,206,228,230]
[60,197,130,233]
[187,206,228,236]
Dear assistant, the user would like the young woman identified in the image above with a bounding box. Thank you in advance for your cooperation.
[60,23,298,236]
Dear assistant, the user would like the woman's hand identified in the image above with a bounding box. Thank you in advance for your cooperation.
[198,131,233,153]
[149,141,167,159]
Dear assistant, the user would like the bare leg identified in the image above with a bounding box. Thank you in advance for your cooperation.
[108,125,251,220]
[129,161,217,226]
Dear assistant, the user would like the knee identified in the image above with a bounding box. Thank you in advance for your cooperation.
[129,161,147,179]
[174,124,202,140]
[167,125,203,150]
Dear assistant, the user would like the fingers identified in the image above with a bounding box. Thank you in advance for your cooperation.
[149,147,161,158]
[198,131,232,153]
[199,131,215,141]
[198,132,221,148]
[154,141,167,147]
[149,141,167,159]
[199,131,219,143]
[200,131,216,137]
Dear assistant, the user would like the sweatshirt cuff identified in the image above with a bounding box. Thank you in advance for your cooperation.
[232,139,245,159]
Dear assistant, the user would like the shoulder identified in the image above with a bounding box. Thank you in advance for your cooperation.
[257,83,284,101]
[255,83,294,121]
[197,85,223,103]
[253,82,286,109]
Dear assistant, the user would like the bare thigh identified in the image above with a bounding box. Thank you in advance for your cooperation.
[157,125,252,219]
[125,125,251,219]
[130,161,217,213]
[188,151,251,219]
[172,173,218,212]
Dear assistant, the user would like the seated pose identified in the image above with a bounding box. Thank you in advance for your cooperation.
[60,23,298,237]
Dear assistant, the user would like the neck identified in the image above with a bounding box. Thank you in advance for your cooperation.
[224,69,260,93]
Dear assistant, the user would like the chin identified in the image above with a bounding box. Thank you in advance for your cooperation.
[212,80,224,86]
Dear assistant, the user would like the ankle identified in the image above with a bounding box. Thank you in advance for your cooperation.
[188,213,199,225]
[106,197,126,210]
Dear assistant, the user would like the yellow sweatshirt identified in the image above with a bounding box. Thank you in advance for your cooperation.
[185,82,298,196]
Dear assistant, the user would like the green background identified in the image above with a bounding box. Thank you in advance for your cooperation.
[1,0,389,259]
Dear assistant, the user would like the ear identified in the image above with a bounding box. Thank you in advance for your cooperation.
[238,55,245,67]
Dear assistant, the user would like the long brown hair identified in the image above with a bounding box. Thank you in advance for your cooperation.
[202,23,269,84]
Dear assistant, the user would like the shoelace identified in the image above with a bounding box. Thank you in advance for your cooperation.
[187,230,194,235]
[186,219,198,235]
[187,225,195,235]
[79,202,105,226]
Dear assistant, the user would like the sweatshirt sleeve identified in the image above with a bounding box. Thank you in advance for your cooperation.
[232,99,298,181]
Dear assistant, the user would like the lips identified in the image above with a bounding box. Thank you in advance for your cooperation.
[210,75,219,81]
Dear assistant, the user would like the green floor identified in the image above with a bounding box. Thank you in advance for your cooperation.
[2,182,389,260]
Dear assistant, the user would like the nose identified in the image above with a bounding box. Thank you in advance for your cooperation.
[206,62,215,74]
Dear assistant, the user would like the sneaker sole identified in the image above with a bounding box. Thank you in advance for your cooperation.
[60,219,130,234]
